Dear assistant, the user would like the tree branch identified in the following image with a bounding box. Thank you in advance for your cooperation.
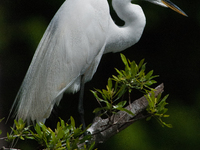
[2,84,164,150]
[87,83,164,146]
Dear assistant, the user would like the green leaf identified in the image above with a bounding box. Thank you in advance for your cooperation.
[120,53,128,66]
[141,63,146,71]
[137,59,144,69]
[20,136,25,140]
[25,136,35,140]
[88,142,96,150]
[66,139,71,150]
[116,84,127,99]
[91,90,99,99]
[146,116,152,121]
[93,107,108,113]
[35,124,42,136]
[145,70,153,79]
[106,101,112,109]
[70,116,75,128]
[115,101,127,108]
[160,94,169,103]
[149,75,159,80]
[14,120,19,129]
[156,93,162,102]
[130,61,138,76]
[163,114,170,117]
[115,68,124,77]
[115,107,135,116]
[40,123,48,133]
[60,118,66,129]
[108,78,112,90]
[112,75,119,82]
[57,128,64,140]
[145,80,157,86]
[0,118,4,123]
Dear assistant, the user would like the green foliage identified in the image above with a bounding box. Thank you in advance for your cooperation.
[7,119,29,142]
[145,92,172,128]
[91,54,158,117]
[92,53,171,128]
[7,117,94,150]
[92,78,134,117]
[113,54,158,93]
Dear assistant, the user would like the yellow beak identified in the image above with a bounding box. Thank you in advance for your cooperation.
[162,0,188,16]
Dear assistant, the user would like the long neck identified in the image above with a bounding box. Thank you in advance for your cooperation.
[104,0,146,53]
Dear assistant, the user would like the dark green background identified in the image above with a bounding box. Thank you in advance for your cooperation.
[0,0,199,149]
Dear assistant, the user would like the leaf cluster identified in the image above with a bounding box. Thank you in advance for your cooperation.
[91,54,158,119]
[92,78,134,118]
[92,53,171,128]
[7,117,95,150]
[146,92,172,128]
[92,54,154,117]
[113,54,158,93]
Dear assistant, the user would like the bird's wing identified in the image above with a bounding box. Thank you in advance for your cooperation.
[12,0,110,123]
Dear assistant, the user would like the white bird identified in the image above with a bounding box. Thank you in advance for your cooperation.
[10,0,187,126]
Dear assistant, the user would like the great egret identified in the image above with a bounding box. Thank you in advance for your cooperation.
[10,0,187,127]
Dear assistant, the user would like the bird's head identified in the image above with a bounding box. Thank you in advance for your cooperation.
[145,0,188,16]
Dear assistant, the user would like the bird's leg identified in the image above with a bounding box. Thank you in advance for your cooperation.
[78,75,86,130]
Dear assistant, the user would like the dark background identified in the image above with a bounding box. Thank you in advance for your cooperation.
[0,0,199,149]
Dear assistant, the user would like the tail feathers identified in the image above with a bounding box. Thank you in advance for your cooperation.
[10,87,64,125]
[20,92,63,124]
